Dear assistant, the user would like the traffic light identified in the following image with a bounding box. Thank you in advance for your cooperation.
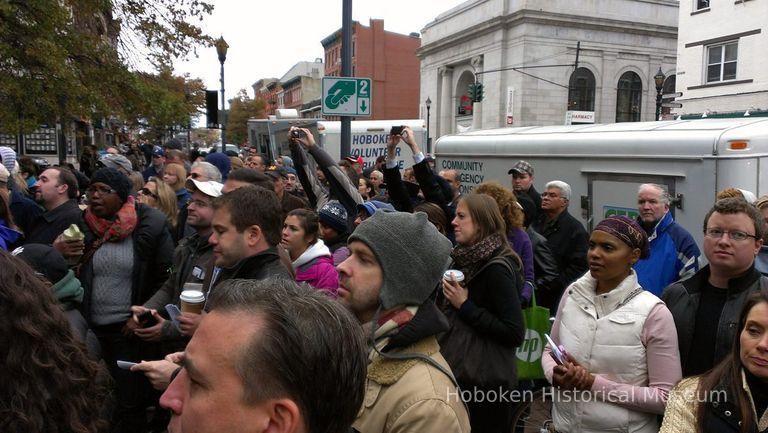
[467,82,484,103]
[205,90,218,128]
[474,82,484,102]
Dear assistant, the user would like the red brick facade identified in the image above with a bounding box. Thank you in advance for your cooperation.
[322,19,420,120]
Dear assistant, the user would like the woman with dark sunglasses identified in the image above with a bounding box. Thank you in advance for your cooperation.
[137,177,178,233]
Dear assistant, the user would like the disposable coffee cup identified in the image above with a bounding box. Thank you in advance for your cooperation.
[179,289,205,314]
[443,269,465,284]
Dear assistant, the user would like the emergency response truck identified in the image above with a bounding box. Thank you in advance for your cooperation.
[435,117,768,247]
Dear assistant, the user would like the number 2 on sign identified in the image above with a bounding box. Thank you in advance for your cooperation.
[358,80,369,96]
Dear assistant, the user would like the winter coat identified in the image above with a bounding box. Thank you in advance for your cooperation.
[143,231,214,340]
[0,218,21,250]
[532,210,589,292]
[660,373,768,433]
[292,240,338,296]
[662,265,766,377]
[205,246,292,296]
[324,232,350,266]
[545,271,679,433]
[353,302,470,433]
[633,211,700,296]
[527,226,562,311]
[79,203,175,324]
[508,227,534,303]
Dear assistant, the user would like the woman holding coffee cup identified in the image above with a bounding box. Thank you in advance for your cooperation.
[437,193,525,433]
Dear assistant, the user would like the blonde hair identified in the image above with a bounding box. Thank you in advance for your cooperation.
[230,156,244,170]
[147,178,178,228]
[163,163,187,192]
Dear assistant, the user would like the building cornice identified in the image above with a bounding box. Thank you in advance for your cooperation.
[417,9,678,58]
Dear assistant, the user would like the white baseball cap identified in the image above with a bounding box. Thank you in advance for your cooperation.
[186,178,223,198]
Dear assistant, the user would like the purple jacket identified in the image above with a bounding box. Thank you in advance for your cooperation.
[293,241,339,297]
[508,227,535,302]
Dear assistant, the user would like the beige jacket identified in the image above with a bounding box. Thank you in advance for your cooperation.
[353,336,470,433]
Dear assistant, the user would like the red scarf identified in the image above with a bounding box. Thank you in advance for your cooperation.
[84,196,138,243]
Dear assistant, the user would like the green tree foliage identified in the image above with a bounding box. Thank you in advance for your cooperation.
[0,0,212,134]
[122,68,206,138]
[226,89,265,146]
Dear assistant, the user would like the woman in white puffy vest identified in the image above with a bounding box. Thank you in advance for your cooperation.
[541,215,683,433]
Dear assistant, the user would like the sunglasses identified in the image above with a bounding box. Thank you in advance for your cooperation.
[138,188,158,199]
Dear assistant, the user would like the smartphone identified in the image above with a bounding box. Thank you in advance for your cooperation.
[165,304,182,332]
[545,333,569,366]
[390,125,404,136]
[117,360,137,370]
[137,310,158,328]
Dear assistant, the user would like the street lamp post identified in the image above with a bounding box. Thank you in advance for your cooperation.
[654,67,665,121]
[425,97,432,155]
[215,36,229,145]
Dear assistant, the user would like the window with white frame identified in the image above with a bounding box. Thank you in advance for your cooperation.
[706,41,738,83]
[695,0,709,10]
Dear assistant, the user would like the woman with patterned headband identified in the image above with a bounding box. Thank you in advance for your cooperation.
[542,215,683,433]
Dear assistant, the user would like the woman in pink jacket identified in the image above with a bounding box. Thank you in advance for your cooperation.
[281,208,339,297]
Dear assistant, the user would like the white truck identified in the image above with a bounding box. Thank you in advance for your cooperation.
[434,117,768,247]
[247,111,426,171]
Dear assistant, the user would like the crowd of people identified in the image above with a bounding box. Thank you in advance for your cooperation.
[0,127,767,433]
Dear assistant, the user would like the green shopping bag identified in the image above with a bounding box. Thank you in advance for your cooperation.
[516,288,552,380]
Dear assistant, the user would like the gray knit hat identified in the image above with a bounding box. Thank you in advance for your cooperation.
[349,211,452,309]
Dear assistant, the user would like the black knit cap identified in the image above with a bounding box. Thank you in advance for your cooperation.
[91,167,131,203]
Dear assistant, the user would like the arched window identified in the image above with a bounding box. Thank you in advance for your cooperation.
[567,68,596,111]
[615,71,643,122]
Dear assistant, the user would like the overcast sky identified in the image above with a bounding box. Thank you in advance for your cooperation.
[173,0,467,109]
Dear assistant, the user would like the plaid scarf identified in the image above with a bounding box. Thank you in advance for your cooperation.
[84,196,138,244]
[450,232,505,281]
[369,305,418,361]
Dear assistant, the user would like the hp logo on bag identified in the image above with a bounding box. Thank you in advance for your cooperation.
[516,329,544,362]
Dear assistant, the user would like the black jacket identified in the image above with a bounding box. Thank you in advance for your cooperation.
[532,210,589,289]
[699,373,766,433]
[205,246,292,297]
[79,203,175,324]
[25,199,83,245]
[526,226,562,310]
[662,265,766,377]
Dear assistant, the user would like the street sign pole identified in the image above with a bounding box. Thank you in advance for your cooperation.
[341,0,352,159]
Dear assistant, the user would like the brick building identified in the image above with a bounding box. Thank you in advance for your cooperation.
[321,19,421,120]
[253,78,282,117]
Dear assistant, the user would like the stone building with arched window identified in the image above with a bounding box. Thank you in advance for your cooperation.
[417,0,678,136]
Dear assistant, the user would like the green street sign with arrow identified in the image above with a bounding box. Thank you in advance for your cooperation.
[322,77,372,117]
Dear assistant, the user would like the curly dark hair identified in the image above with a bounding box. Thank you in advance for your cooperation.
[475,181,524,230]
[0,250,107,433]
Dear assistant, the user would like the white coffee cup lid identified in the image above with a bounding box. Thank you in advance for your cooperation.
[180,290,205,303]
[443,269,465,282]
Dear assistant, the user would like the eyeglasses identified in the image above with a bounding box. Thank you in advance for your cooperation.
[541,192,562,199]
[138,188,158,199]
[704,228,757,242]
[86,186,117,196]
[189,172,201,179]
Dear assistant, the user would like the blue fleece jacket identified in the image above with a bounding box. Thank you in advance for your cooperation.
[633,211,701,296]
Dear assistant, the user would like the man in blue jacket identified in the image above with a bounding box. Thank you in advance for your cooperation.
[634,183,700,296]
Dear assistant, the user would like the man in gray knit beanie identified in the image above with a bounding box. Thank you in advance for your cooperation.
[337,210,469,432]
[345,210,451,311]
